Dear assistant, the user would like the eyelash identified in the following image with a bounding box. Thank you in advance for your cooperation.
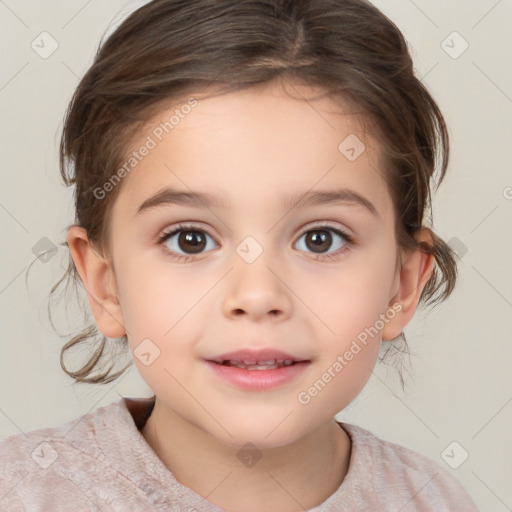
[156,222,354,263]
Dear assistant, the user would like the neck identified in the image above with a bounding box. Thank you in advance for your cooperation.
[141,398,351,512]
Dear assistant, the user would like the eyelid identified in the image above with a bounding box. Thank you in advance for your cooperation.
[156,222,217,242]
[295,220,353,240]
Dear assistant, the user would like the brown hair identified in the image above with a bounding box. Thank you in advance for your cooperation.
[48,0,457,387]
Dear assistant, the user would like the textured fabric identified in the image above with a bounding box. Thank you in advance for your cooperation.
[0,396,479,511]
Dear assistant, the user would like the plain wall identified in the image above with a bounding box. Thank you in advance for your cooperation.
[0,1,510,511]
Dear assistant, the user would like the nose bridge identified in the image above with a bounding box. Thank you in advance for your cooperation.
[222,234,292,320]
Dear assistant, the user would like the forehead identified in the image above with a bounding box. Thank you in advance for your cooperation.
[111,81,392,220]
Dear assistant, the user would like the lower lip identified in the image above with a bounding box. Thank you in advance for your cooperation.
[205,361,310,391]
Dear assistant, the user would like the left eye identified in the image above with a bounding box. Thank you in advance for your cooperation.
[158,226,218,255]
[294,227,350,255]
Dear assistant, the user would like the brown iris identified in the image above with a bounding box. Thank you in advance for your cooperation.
[178,231,207,254]
[305,230,333,253]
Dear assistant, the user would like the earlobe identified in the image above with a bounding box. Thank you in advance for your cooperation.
[381,228,435,341]
[66,225,126,338]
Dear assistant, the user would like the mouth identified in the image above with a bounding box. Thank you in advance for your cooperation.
[205,349,311,390]
[213,359,300,370]
[207,348,310,370]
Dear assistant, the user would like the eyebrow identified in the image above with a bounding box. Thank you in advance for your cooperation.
[136,187,378,217]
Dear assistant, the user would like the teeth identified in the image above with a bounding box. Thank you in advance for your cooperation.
[221,359,297,370]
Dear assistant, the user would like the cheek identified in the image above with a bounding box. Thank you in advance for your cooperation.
[117,254,209,338]
[306,239,398,344]
[116,256,212,379]
[296,250,396,415]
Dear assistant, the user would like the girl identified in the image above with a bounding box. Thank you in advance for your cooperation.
[0,0,480,510]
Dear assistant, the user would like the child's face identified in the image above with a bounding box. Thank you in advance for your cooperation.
[100,81,405,447]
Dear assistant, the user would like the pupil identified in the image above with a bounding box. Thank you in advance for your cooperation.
[179,231,206,253]
[307,230,331,253]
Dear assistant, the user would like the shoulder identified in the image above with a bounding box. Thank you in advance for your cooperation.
[0,399,118,467]
[338,422,479,511]
[0,400,126,511]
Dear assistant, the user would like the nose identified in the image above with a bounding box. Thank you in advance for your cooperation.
[222,251,293,322]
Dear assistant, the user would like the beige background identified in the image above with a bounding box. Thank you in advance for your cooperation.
[0,1,511,510]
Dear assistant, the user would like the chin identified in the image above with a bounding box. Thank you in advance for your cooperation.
[208,418,307,451]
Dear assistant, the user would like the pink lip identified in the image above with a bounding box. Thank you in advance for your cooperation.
[208,348,308,364]
[205,360,310,391]
[205,348,311,391]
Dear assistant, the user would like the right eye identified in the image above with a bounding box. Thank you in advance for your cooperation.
[157,223,219,261]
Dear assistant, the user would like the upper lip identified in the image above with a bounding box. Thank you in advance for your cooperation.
[207,349,309,364]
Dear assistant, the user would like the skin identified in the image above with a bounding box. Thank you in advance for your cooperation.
[67,80,434,512]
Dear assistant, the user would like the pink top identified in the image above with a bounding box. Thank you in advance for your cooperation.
[0,396,479,511]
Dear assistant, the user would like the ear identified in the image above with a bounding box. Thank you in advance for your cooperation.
[381,227,435,341]
[66,225,126,338]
